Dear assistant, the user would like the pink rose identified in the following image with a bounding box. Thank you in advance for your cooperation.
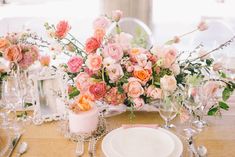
[67,56,83,73]
[136,53,148,67]
[115,32,133,51]
[55,20,71,39]
[93,17,110,30]
[84,67,96,76]
[112,10,123,22]
[198,49,210,60]
[89,82,107,100]
[198,20,208,31]
[163,47,177,68]
[146,85,163,99]
[132,98,144,110]
[85,54,102,71]
[39,55,50,66]
[103,43,123,61]
[170,63,180,75]
[4,45,22,62]
[85,37,100,54]
[160,75,177,93]
[203,81,219,98]
[18,45,39,69]
[127,77,144,98]
[76,72,92,93]
[107,64,124,82]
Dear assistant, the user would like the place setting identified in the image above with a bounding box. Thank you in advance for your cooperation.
[1,1,235,156]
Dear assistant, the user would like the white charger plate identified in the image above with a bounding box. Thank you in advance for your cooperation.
[102,127,183,157]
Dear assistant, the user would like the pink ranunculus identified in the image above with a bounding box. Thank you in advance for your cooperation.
[136,53,148,67]
[115,32,133,51]
[146,85,163,99]
[39,55,50,66]
[198,49,210,60]
[85,53,102,71]
[112,10,123,22]
[93,17,110,30]
[132,98,145,110]
[107,64,124,82]
[163,47,177,68]
[160,75,177,93]
[55,20,71,39]
[103,43,123,61]
[18,45,39,69]
[76,72,92,93]
[85,37,100,54]
[170,63,180,75]
[197,20,208,31]
[4,45,22,62]
[203,81,219,98]
[67,56,83,73]
[89,82,107,100]
[127,77,144,98]
[103,57,116,67]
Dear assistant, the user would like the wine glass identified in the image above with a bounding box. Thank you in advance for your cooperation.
[159,94,178,129]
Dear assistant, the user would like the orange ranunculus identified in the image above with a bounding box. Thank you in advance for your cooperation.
[0,38,10,52]
[133,69,150,83]
[70,94,93,113]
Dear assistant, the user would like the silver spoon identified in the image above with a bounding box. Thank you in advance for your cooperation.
[16,142,28,157]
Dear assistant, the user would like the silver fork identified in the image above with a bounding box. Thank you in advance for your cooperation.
[75,140,84,157]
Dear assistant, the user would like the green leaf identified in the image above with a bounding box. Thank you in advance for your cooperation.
[219,101,229,111]
[206,59,213,66]
[219,71,227,78]
[69,88,80,99]
[24,102,33,108]
[222,88,232,101]
[117,85,124,94]
[207,107,218,116]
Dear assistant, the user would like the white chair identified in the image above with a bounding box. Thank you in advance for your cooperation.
[106,17,154,49]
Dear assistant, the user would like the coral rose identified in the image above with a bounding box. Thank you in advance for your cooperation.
[67,56,83,73]
[127,77,144,98]
[0,38,10,52]
[89,82,106,100]
[160,75,177,93]
[85,53,102,71]
[103,43,123,61]
[85,37,100,53]
[55,20,71,39]
[146,85,163,99]
[4,45,22,62]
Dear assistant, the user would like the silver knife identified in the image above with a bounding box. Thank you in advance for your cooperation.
[7,133,22,157]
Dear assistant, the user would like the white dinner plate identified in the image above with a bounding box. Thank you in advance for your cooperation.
[102,127,183,157]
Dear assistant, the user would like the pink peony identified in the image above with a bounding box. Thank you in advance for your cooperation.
[4,45,22,62]
[55,20,71,39]
[146,85,163,99]
[115,32,133,51]
[93,17,110,30]
[76,72,92,93]
[18,45,39,69]
[85,53,102,71]
[103,43,123,61]
[127,77,144,98]
[198,20,208,31]
[39,55,50,66]
[112,10,123,22]
[67,56,83,73]
[106,64,124,82]
[85,37,100,54]
[160,75,177,93]
[132,98,144,110]
[89,82,107,100]
[104,87,126,105]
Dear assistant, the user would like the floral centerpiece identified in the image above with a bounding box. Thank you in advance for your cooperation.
[45,10,235,116]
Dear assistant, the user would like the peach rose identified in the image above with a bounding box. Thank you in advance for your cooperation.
[67,56,83,73]
[203,81,219,98]
[4,45,22,62]
[146,85,163,99]
[103,43,123,61]
[0,38,10,52]
[112,10,123,22]
[85,53,102,71]
[94,28,105,43]
[39,55,50,66]
[163,47,177,68]
[132,98,145,110]
[85,37,100,53]
[127,77,144,98]
[133,68,150,84]
[106,64,124,82]
[76,72,92,93]
[55,20,71,39]
[160,75,177,93]
[93,17,110,30]
[115,32,133,51]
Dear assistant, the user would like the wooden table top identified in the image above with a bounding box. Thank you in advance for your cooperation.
[5,111,234,157]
